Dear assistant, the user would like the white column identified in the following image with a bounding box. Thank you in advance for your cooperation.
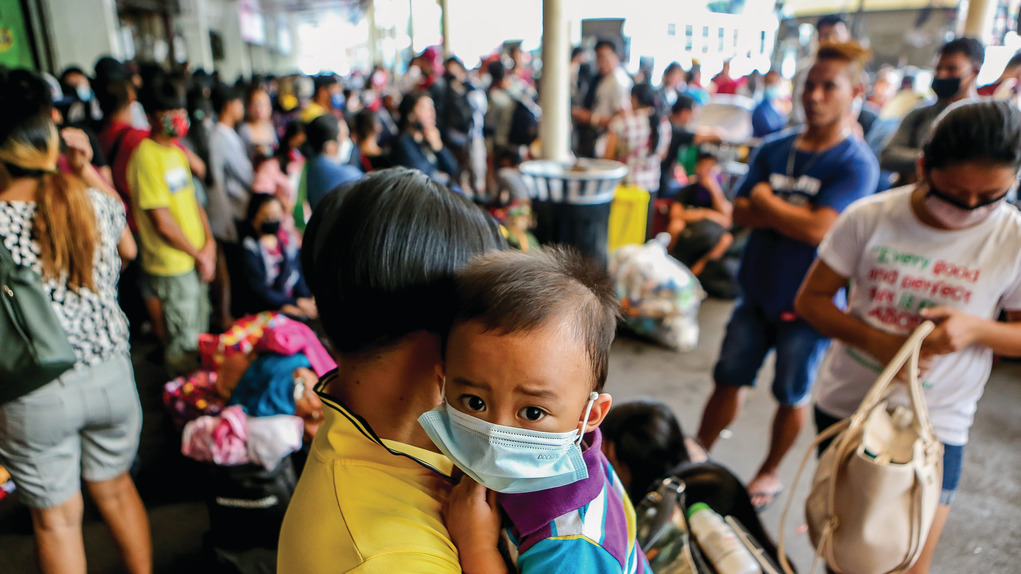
[539,0,571,162]
[177,0,214,71]
[44,0,122,71]
[439,0,450,57]
[962,0,997,43]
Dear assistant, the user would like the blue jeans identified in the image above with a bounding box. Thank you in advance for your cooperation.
[713,298,830,406]
[814,406,963,505]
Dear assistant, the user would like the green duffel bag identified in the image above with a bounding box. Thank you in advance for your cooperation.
[0,240,76,404]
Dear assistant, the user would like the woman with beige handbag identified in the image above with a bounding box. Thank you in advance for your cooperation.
[791,100,1021,573]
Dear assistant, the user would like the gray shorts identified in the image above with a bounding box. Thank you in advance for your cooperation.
[0,354,142,509]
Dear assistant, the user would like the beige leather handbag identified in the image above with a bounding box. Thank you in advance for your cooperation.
[780,321,944,574]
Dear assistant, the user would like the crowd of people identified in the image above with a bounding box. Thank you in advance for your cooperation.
[0,12,1020,574]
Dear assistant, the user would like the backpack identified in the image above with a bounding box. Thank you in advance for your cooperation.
[507,98,539,146]
[441,84,475,134]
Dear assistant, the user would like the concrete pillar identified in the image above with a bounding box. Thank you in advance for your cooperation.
[962,0,997,43]
[539,0,570,162]
[177,0,214,72]
[43,0,122,71]
[439,0,450,57]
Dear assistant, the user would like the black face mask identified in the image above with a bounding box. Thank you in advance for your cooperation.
[931,76,962,100]
[259,220,282,235]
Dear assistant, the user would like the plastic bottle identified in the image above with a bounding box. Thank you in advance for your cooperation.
[687,503,761,574]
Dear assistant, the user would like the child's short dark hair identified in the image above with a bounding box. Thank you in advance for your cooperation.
[696,151,718,163]
[452,247,620,391]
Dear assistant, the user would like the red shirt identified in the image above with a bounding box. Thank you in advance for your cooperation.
[97,121,150,232]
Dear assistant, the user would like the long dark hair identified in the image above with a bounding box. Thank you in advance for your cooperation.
[632,83,663,152]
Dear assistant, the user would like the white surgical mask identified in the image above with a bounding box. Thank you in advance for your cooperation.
[924,184,1007,229]
[418,390,599,494]
[331,139,353,164]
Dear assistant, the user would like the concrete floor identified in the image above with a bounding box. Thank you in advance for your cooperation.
[0,298,1019,573]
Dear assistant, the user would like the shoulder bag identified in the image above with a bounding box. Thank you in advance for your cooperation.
[0,240,76,403]
[779,321,943,574]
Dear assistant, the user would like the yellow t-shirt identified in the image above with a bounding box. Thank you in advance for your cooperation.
[127,138,206,277]
[301,101,328,124]
[277,379,460,574]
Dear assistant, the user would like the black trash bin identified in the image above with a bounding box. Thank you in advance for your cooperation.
[519,159,627,268]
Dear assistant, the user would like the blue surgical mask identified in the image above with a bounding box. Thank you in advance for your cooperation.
[331,93,344,110]
[418,390,600,493]
[763,85,780,101]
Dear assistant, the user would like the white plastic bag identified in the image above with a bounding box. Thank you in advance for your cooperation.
[610,234,704,351]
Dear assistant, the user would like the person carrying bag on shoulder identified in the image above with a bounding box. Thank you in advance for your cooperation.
[783,100,1021,574]
[0,68,151,574]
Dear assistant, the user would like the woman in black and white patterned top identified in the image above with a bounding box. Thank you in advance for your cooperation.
[0,69,152,574]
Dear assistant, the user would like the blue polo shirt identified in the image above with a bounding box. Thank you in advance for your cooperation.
[735,131,878,318]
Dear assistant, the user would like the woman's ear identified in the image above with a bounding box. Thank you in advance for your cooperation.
[581,392,613,434]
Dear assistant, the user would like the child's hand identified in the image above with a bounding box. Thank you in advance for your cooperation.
[443,477,507,574]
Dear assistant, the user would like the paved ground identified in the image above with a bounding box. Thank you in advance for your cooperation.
[1,298,1019,573]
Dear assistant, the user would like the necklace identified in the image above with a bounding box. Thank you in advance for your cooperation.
[785,127,851,181]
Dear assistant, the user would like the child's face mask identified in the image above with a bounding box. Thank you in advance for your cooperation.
[418,390,600,493]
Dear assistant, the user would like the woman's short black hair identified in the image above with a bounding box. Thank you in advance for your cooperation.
[301,167,505,355]
[922,100,1021,172]
[306,114,340,155]
[601,399,691,504]
[352,109,380,143]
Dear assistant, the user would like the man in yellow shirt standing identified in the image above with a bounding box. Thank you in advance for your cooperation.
[128,74,215,376]
[277,169,504,573]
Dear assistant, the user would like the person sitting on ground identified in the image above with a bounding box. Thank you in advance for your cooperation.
[424,247,650,574]
[277,168,505,573]
[667,152,734,276]
[392,90,458,184]
[236,193,315,320]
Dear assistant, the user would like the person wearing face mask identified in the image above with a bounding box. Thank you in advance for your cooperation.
[420,248,650,574]
[753,70,789,138]
[796,100,1021,574]
[236,193,315,319]
[127,72,216,376]
[292,113,362,229]
[300,74,343,124]
[880,37,984,185]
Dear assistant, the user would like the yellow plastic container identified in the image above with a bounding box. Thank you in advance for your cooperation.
[608,184,651,252]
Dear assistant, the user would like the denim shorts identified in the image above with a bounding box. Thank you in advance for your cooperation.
[814,406,963,505]
[0,355,142,509]
[712,298,830,406]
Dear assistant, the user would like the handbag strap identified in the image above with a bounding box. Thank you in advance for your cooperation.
[777,321,938,574]
[0,237,15,269]
[852,321,938,446]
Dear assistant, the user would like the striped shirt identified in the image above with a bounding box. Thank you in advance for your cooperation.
[500,429,649,573]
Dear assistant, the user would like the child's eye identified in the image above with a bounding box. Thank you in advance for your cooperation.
[461,395,486,412]
[520,406,547,421]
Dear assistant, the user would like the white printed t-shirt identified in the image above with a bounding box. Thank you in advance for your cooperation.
[813,186,1021,445]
